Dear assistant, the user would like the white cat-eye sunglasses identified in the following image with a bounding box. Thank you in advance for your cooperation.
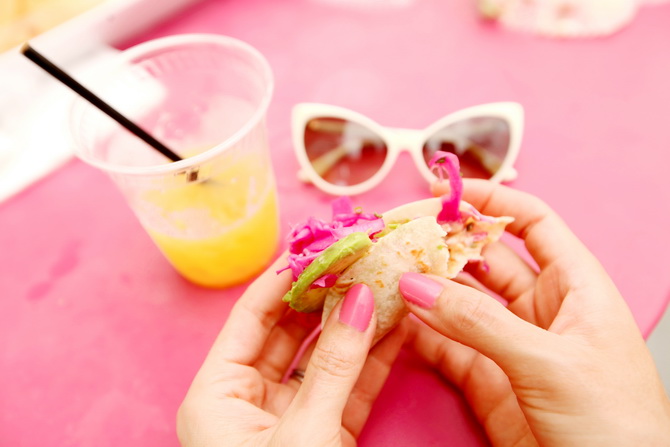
[292,102,524,196]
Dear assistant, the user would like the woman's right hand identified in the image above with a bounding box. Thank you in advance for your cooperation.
[400,179,670,446]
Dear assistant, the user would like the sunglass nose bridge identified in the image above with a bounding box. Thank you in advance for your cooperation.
[388,127,424,150]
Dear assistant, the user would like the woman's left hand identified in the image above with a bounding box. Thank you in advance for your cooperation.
[177,256,407,447]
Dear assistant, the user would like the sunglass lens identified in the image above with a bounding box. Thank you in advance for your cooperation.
[422,117,510,179]
[304,117,387,186]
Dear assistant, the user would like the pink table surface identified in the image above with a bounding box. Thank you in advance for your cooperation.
[3,0,670,445]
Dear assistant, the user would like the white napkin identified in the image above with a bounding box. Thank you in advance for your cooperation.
[0,47,118,203]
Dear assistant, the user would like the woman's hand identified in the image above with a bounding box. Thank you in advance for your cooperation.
[177,257,407,447]
[401,179,670,446]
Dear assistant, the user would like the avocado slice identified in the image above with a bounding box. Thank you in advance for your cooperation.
[283,232,372,312]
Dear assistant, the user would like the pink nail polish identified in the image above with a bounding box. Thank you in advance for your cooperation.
[339,283,374,332]
[399,272,443,308]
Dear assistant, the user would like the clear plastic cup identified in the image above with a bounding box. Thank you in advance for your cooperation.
[70,34,279,288]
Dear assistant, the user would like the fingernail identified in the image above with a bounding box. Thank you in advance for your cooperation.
[339,283,374,332]
[399,272,443,308]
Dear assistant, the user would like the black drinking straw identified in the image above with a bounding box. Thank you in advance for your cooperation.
[20,43,183,163]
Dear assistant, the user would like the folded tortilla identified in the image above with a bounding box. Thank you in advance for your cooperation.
[322,199,513,342]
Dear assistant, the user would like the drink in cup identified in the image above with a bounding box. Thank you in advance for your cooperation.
[70,34,279,288]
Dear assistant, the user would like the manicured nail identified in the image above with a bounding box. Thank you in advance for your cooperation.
[339,283,374,332]
[399,272,443,308]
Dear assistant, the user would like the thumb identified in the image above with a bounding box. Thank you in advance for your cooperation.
[430,180,450,197]
[399,272,555,375]
[287,283,376,424]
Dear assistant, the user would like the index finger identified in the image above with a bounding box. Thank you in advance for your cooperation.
[206,252,293,367]
[436,179,591,270]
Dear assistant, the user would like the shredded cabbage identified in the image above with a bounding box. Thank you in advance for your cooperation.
[428,151,463,224]
[310,274,338,289]
[278,197,383,281]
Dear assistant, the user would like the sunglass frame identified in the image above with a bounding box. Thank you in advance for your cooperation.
[292,102,524,196]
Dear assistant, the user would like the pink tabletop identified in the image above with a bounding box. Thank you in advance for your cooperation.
[2,1,670,445]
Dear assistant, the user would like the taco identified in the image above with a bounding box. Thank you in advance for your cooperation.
[279,151,513,342]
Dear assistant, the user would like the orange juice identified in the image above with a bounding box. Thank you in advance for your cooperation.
[142,155,279,288]
[69,35,279,288]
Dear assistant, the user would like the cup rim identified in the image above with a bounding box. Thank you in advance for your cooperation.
[70,33,275,176]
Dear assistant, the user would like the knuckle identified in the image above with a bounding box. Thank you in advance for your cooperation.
[311,342,359,379]
[349,385,378,410]
[526,193,552,214]
[449,294,493,334]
